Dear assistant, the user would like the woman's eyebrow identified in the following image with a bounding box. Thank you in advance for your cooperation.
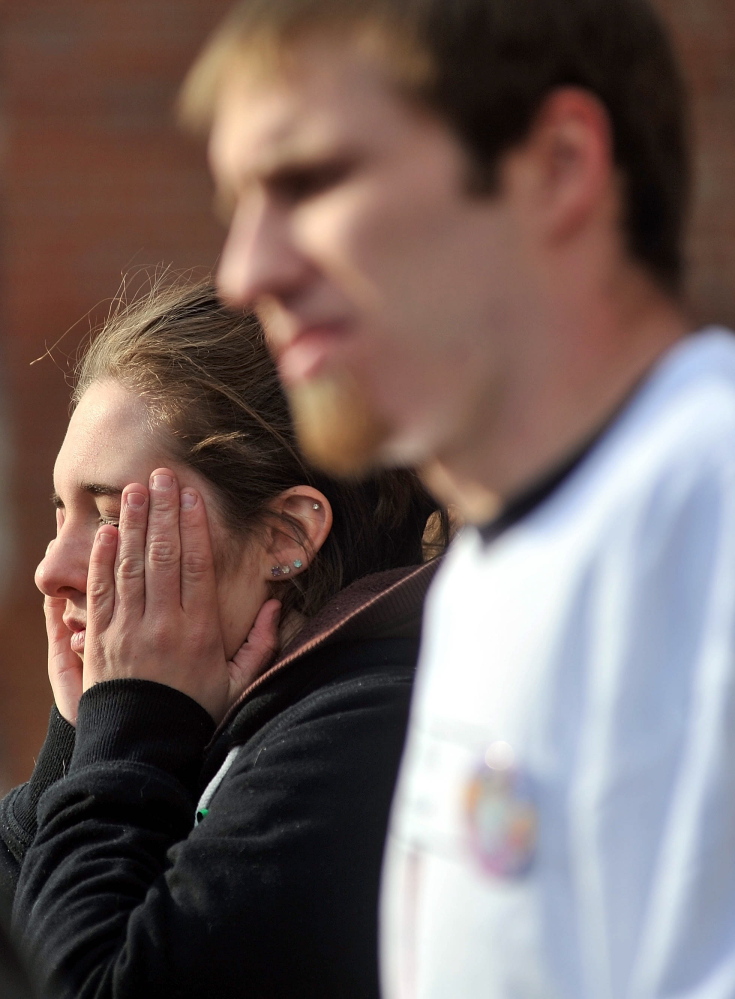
[81,483,124,499]
[50,484,124,509]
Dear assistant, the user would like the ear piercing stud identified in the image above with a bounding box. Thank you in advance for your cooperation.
[312,502,320,510]
[271,560,304,577]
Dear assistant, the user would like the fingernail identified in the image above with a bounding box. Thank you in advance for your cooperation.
[152,473,173,491]
[97,530,116,546]
[127,491,146,508]
[180,490,198,510]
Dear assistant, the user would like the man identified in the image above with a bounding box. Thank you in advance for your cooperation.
[181,1,735,995]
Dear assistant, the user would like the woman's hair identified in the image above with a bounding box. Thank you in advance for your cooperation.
[74,279,449,618]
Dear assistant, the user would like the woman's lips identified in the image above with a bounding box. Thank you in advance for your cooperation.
[69,629,86,655]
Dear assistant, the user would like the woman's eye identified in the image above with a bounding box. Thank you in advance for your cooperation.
[99,516,120,527]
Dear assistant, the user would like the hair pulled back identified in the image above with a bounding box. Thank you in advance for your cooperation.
[75,280,447,618]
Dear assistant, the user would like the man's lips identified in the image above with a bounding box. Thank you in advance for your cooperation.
[276,323,349,384]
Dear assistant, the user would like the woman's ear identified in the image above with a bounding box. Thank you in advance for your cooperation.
[260,486,332,580]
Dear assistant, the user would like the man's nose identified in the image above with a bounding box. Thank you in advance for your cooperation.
[35,536,86,598]
[216,199,311,309]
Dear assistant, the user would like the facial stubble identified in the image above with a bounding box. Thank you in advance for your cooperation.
[286,371,392,478]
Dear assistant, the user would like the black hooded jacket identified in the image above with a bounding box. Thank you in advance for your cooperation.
[0,562,438,999]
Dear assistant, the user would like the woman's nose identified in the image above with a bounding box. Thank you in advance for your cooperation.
[35,535,87,598]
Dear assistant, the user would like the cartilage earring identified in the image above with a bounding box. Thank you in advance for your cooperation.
[293,559,303,569]
[312,502,320,510]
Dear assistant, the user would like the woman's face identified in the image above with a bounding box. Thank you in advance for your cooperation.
[35,379,271,661]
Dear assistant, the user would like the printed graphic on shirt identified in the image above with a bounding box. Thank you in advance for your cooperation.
[464,742,537,878]
[391,721,537,879]
[383,720,546,999]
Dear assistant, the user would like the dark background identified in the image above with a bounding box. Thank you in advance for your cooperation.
[0,0,733,785]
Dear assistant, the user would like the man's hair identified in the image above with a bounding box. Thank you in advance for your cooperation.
[181,0,690,294]
[75,279,448,619]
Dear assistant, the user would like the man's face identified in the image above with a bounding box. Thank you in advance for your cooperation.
[209,35,524,474]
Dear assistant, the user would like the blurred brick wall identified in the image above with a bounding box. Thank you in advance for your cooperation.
[0,0,733,784]
[0,1,232,785]
[656,0,735,328]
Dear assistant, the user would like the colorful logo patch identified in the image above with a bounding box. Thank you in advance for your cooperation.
[464,741,537,878]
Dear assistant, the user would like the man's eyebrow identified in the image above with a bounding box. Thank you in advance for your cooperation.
[50,484,123,509]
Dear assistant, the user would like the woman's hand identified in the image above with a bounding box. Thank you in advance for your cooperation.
[44,579,84,725]
[83,469,280,724]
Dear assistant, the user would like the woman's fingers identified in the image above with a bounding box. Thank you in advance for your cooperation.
[80,470,229,717]
[144,470,182,612]
[44,594,70,649]
[44,593,80,675]
[229,599,281,696]
[87,526,119,637]
[44,595,85,724]
[179,487,219,620]
[116,483,149,613]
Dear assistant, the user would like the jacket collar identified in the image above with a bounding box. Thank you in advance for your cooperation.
[215,559,441,735]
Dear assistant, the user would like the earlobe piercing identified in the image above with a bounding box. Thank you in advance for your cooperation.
[272,557,307,578]
[271,563,297,578]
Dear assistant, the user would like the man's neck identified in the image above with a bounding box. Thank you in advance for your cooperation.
[432,276,690,524]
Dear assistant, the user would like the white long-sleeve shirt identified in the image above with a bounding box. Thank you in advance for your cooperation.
[382,329,735,999]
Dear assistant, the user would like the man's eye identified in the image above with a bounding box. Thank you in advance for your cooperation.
[99,516,119,527]
[271,162,350,203]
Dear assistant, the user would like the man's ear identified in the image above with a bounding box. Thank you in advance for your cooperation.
[505,86,616,245]
[260,486,333,580]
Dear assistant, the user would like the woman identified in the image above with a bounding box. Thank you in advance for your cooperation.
[0,282,447,999]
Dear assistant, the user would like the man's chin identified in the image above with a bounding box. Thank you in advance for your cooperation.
[287,373,392,478]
